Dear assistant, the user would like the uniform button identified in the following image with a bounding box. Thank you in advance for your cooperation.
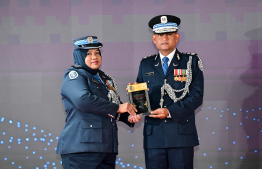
[148,81,149,83]
[164,106,166,108]
[165,120,167,123]
[187,120,189,122]
[90,125,93,127]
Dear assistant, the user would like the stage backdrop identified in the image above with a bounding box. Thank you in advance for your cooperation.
[0,0,261,169]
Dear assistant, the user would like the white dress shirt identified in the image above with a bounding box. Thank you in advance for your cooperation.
[159,48,176,67]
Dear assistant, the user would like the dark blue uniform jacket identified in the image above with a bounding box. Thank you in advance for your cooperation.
[56,66,133,154]
[136,49,204,149]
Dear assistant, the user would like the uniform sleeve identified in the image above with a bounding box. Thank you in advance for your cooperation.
[167,56,204,122]
[115,96,134,127]
[118,113,134,128]
[136,60,144,83]
[61,70,119,117]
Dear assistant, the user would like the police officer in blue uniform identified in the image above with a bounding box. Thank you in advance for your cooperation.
[57,36,141,169]
[136,15,204,169]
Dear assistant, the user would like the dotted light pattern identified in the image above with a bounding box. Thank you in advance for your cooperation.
[0,117,60,169]
[195,106,262,169]
[0,105,261,169]
[0,116,145,169]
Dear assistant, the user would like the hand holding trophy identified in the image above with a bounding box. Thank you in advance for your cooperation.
[127,82,151,116]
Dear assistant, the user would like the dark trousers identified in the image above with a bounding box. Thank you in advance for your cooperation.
[145,147,194,169]
[61,152,117,169]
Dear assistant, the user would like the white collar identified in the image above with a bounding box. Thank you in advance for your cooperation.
[159,48,176,65]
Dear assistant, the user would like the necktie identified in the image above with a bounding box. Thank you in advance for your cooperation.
[162,57,169,75]
[93,74,102,84]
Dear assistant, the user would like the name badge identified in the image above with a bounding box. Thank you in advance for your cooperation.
[145,72,154,76]
[92,78,99,83]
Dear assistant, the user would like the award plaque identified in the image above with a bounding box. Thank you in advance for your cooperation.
[127,82,151,116]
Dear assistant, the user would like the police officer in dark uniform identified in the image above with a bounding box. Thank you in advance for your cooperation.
[57,36,141,169]
[136,15,204,169]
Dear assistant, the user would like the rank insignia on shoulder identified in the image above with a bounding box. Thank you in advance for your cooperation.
[143,53,157,60]
[69,71,78,79]
[72,65,82,69]
[182,52,197,56]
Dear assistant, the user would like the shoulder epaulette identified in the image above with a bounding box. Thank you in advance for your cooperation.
[72,65,83,69]
[143,53,158,60]
[181,52,203,71]
[181,52,197,56]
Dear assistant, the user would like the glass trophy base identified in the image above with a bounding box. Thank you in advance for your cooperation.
[138,112,152,116]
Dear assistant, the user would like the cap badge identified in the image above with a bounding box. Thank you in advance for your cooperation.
[161,16,167,24]
[87,36,93,43]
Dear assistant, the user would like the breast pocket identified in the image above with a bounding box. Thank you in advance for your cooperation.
[80,119,102,143]
[90,83,107,99]
[144,76,156,94]
[90,82,102,91]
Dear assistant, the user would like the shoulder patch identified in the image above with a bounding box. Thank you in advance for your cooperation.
[69,70,78,79]
[197,55,204,72]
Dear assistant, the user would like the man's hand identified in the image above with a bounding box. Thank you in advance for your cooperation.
[128,115,142,123]
[149,108,169,119]
[117,103,137,116]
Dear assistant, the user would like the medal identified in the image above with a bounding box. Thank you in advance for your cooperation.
[182,69,187,82]
[106,80,116,92]
[182,76,187,82]
[174,69,187,81]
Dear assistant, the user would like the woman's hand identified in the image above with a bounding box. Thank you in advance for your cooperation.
[128,115,142,123]
[117,103,137,116]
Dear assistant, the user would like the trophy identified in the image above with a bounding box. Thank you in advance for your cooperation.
[127,82,151,116]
